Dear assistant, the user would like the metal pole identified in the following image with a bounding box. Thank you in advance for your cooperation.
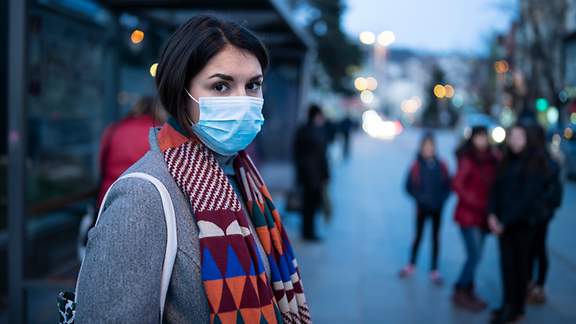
[7,0,28,322]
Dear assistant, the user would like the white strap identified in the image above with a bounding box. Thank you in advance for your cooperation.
[77,172,178,323]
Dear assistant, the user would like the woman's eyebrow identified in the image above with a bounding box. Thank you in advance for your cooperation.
[248,74,263,81]
[208,73,234,81]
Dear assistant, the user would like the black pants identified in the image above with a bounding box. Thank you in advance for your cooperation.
[301,186,322,238]
[410,207,442,271]
[529,220,550,286]
[499,226,537,314]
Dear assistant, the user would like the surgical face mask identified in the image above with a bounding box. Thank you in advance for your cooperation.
[185,89,265,156]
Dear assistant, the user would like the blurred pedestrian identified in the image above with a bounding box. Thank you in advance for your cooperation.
[293,104,330,241]
[488,124,549,324]
[75,15,310,323]
[78,96,166,261]
[451,126,499,311]
[400,132,451,284]
[96,96,166,208]
[340,114,354,160]
[527,125,563,304]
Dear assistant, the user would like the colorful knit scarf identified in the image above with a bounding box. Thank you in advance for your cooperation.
[157,120,311,324]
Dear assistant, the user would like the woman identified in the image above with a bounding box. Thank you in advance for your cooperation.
[526,124,563,304]
[488,124,548,324]
[451,126,498,311]
[400,132,451,284]
[76,16,311,323]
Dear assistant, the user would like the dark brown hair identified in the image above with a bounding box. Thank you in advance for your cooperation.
[155,15,269,132]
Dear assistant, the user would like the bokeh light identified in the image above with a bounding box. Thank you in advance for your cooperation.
[377,31,396,47]
[492,126,506,143]
[359,31,376,45]
[149,63,158,77]
[360,90,375,104]
[366,77,378,90]
[354,77,368,91]
[444,84,455,98]
[433,84,446,99]
[130,29,145,44]
[494,60,509,74]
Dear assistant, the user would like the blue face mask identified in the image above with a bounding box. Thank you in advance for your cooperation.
[185,89,265,156]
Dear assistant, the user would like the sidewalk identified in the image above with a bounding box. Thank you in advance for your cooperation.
[274,129,576,324]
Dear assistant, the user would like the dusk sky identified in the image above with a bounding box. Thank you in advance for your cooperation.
[343,0,517,54]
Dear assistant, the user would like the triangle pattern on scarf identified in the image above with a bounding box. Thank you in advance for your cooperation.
[202,247,223,280]
[225,276,247,308]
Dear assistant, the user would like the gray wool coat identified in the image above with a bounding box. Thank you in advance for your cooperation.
[75,129,270,323]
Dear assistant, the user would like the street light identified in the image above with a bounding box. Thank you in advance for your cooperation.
[377,31,395,47]
[366,77,378,90]
[354,77,368,91]
[444,84,455,98]
[130,29,144,44]
[360,90,375,104]
[359,31,376,45]
[149,63,158,77]
[433,84,446,99]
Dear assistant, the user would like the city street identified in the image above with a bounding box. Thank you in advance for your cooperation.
[281,128,576,324]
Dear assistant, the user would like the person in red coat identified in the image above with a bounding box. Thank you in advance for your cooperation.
[451,126,499,311]
[97,96,166,207]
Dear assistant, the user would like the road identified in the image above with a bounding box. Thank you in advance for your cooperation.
[280,128,576,324]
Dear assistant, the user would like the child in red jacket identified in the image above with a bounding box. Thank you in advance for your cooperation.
[452,126,499,311]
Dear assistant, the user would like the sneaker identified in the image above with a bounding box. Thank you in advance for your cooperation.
[452,287,485,312]
[430,270,444,285]
[399,265,415,278]
[465,286,487,311]
[527,285,547,304]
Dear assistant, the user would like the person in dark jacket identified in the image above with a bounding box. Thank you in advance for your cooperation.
[451,126,499,311]
[400,132,451,284]
[488,124,549,324]
[293,104,330,241]
[527,125,564,304]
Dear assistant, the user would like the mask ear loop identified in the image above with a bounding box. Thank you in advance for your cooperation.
[184,88,199,125]
[184,88,199,104]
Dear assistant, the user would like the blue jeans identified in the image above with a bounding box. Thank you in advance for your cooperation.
[456,227,486,288]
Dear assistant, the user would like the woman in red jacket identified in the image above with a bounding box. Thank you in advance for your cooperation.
[97,96,166,207]
[451,126,499,311]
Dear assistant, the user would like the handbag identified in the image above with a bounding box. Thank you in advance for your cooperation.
[57,172,178,324]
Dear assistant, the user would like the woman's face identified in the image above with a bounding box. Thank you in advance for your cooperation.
[472,133,489,151]
[186,45,264,123]
[507,127,527,154]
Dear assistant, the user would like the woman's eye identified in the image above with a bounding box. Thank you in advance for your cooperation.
[213,83,230,92]
[247,81,262,91]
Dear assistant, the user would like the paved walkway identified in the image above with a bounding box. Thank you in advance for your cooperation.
[279,129,576,324]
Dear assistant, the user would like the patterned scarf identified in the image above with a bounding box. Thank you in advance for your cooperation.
[157,120,311,324]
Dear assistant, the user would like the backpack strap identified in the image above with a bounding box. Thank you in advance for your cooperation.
[76,172,177,322]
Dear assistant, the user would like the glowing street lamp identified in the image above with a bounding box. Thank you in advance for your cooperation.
[359,31,376,45]
[377,31,396,47]
[360,90,375,104]
[354,77,368,91]
[130,29,145,44]
[433,84,446,99]
[366,77,378,90]
[149,63,158,77]
[444,84,455,98]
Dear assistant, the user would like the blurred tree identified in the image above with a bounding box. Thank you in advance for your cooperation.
[422,65,445,127]
[295,0,363,94]
[514,0,568,111]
